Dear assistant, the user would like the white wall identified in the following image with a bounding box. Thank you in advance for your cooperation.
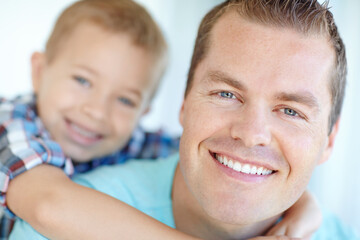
[0,0,359,233]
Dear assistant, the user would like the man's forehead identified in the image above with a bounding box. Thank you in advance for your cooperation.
[190,11,334,113]
[204,11,335,82]
[210,11,332,51]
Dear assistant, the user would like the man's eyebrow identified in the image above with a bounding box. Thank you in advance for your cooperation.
[276,92,320,110]
[206,71,319,110]
[206,70,247,91]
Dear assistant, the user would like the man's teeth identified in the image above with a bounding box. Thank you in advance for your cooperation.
[215,154,273,175]
[70,123,99,138]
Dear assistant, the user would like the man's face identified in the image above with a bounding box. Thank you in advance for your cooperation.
[179,12,337,225]
[33,22,156,162]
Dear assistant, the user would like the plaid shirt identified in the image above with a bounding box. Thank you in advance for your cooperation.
[0,94,179,239]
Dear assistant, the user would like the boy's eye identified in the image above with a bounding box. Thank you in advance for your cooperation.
[74,76,91,88]
[281,108,299,117]
[118,97,135,107]
[218,91,236,99]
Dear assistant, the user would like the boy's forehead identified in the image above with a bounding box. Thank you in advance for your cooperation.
[49,21,118,56]
[49,20,162,84]
[48,20,140,63]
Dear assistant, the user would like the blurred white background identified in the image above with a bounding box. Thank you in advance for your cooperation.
[0,0,359,233]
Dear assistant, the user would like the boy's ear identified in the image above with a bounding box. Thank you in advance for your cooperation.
[31,52,46,93]
[318,118,340,165]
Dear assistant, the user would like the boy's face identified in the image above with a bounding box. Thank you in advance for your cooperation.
[32,22,156,162]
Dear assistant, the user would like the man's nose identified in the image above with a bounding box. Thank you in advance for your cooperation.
[230,106,272,148]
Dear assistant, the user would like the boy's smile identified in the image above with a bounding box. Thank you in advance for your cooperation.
[65,118,104,146]
[32,22,156,162]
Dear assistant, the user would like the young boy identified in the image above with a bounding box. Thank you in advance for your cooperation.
[0,0,180,238]
[0,0,321,239]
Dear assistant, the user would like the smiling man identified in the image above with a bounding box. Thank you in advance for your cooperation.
[171,0,350,238]
[177,4,336,230]
[10,0,358,239]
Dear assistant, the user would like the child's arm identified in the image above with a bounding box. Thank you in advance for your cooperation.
[265,191,322,239]
[0,97,74,237]
[7,164,200,240]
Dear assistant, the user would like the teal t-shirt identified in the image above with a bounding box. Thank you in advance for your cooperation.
[10,153,359,239]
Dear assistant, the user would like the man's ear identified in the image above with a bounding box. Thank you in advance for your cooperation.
[179,100,185,127]
[318,118,340,165]
[31,52,46,93]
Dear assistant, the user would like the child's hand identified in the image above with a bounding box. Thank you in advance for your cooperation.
[265,190,322,239]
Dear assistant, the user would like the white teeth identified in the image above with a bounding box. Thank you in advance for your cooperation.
[250,166,257,174]
[71,123,98,138]
[223,157,228,166]
[242,164,251,174]
[215,154,273,176]
[233,162,241,172]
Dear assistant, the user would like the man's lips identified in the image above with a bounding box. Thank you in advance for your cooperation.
[210,151,277,176]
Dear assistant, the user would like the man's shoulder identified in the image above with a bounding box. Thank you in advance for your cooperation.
[73,154,178,227]
[73,153,179,204]
[313,209,359,240]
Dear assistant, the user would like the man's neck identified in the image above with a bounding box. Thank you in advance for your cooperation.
[172,165,279,239]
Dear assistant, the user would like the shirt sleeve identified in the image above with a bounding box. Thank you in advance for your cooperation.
[0,119,74,213]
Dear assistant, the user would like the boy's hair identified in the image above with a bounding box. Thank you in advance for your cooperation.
[185,0,347,133]
[46,0,168,90]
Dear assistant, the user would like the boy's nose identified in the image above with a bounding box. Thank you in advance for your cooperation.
[82,97,108,122]
[230,106,272,148]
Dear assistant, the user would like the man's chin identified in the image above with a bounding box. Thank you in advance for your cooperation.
[202,203,282,239]
[200,192,284,226]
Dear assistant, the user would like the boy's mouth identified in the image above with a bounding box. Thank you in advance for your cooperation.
[65,119,103,145]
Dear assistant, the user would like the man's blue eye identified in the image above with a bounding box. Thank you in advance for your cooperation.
[219,91,235,99]
[283,108,298,117]
[74,76,91,87]
[118,97,135,107]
